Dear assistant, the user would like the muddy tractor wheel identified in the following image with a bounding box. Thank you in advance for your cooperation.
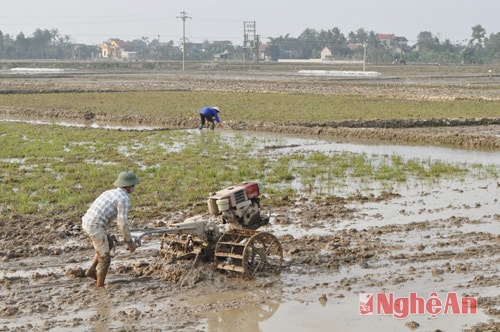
[242,232,283,278]
[214,229,283,278]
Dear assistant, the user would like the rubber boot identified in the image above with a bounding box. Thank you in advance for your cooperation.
[85,255,98,280]
[210,122,215,130]
[96,270,107,288]
[95,255,111,288]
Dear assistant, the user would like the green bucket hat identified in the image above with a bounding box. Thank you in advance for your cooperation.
[113,171,140,187]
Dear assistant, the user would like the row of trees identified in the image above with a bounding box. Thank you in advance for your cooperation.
[267,25,500,64]
[0,29,98,60]
[0,25,499,64]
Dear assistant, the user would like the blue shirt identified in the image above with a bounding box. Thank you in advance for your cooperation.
[199,107,221,123]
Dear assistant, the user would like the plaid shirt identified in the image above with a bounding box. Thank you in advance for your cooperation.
[82,187,130,231]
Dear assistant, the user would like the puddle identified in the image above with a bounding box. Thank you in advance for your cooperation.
[258,292,492,332]
[298,69,381,77]
[270,176,499,238]
[0,117,162,131]
[9,68,68,73]
[341,179,498,230]
[194,265,496,332]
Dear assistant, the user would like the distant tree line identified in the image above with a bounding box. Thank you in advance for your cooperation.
[0,29,100,60]
[1,25,499,64]
[267,25,500,64]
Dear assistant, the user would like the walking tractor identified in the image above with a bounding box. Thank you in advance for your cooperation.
[130,181,283,278]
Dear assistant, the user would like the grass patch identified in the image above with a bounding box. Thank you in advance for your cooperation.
[0,91,499,124]
[2,121,495,221]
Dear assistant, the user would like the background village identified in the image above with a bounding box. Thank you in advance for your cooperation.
[0,22,496,65]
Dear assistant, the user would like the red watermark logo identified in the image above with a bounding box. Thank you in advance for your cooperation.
[359,292,477,319]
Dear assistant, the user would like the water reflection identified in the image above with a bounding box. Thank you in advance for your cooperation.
[206,301,280,332]
[92,288,110,332]
[217,130,500,165]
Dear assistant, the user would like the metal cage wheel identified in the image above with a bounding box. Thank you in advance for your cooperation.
[242,232,283,278]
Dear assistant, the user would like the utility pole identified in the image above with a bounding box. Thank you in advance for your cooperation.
[363,42,367,71]
[157,34,160,67]
[177,11,191,71]
[243,21,257,63]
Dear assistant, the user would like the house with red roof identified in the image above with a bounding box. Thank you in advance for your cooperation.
[376,34,409,62]
[101,39,128,59]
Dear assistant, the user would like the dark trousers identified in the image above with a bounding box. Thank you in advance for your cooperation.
[199,114,214,128]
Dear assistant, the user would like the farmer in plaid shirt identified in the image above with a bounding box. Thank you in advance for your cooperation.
[82,171,140,287]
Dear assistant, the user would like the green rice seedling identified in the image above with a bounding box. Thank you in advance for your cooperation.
[373,155,407,182]
[425,160,467,178]
[265,155,296,184]
[407,159,426,175]
[348,153,374,178]
[0,121,497,221]
[1,90,499,124]
[483,164,499,178]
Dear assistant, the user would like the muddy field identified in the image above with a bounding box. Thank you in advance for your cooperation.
[0,70,499,331]
[1,68,499,150]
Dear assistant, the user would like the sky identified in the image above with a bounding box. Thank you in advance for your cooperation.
[2,0,499,46]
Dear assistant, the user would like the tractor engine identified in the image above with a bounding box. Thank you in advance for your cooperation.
[207,181,269,230]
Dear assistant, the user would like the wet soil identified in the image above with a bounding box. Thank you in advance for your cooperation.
[0,71,499,331]
[1,199,498,331]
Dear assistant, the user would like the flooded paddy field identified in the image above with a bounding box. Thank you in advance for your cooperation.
[0,69,499,331]
[0,124,498,332]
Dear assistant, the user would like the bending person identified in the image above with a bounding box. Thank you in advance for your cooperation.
[81,171,140,287]
[198,106,223,130]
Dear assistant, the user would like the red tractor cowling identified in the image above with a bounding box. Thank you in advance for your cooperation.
[207,181,269,230]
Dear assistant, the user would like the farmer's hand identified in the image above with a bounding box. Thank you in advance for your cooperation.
[127,241,137,253]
